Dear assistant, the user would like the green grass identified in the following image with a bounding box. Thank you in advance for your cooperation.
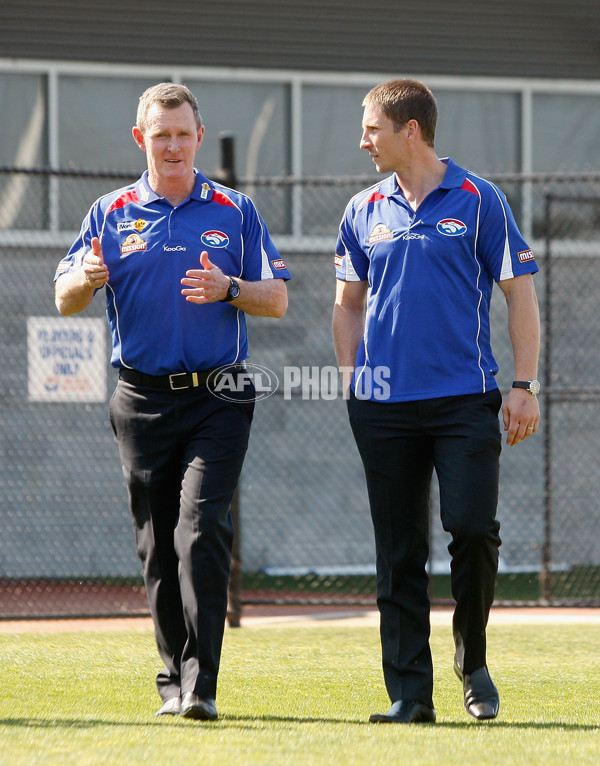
[0,621,598,765]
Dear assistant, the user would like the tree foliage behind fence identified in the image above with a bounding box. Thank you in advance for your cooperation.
[1,167,599,619]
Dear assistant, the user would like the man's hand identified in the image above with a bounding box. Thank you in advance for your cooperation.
[82,237,110,289]
[55,236,109,315]
[502,388,540,446]
[181,251,287,316]
[181,251,230,304]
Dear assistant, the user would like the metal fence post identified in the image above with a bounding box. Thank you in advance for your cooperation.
[227,488,243,628]
[540,193,553,603]
[213,133,243,627]
[216,132,236,189]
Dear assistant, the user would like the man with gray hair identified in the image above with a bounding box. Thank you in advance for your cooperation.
[55,82,290,720]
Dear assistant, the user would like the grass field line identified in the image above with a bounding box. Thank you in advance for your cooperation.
[1,605,599,634]
[242,606,600,628]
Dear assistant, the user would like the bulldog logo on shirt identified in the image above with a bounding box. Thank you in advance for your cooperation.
[201,230,229,248]
[437,219,467,236]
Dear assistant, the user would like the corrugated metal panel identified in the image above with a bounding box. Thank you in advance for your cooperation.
[1,0,599,79]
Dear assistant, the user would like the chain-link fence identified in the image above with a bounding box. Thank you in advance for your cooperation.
[1,166,599,619]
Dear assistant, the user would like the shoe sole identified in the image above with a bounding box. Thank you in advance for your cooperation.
[369,713,435,723]
[155,699,182,716]
[468,709,498,721]
[369,706,436,724]
[180,706,218,721]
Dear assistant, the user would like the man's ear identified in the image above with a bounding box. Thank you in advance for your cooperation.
[132,126,145,151]
[405,119,419,140]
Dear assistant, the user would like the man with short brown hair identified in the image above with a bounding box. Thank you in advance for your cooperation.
[334,78,540,724]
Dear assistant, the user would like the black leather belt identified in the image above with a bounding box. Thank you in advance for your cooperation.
[119,366,243,391]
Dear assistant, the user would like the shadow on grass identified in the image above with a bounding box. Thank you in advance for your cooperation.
[0,715,598,731]
[226,715,600,731]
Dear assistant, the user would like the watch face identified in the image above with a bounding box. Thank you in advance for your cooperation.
[229,279,240,299]
[529,380,541,395]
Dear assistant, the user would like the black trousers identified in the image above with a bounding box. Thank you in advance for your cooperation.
[348,390,502,707]
[110,378,254,701]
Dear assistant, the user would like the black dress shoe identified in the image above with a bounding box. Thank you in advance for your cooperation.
[454,661,499,720]
[369,700,436,724]
[180,692,218,720]
[155,696,182,716]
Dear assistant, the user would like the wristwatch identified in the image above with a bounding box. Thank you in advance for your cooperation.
[221,277,240,303]
[512,379,541,396]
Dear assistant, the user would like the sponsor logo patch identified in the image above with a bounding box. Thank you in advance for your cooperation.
[368,223,394,245]
[271,259,287,270]
[437,218,467,236]
[117,218,147,233]
[518,249,535,263]
[201,230,229,248]
[334,255,343,268]
[120,233,147,255]
[163,244,187,252]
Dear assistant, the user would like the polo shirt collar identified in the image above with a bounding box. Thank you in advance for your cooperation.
[189,170,216,202]
[438,157,468,189]
[135,171,159,205]
[378,174,401,197]
[381,157,468,198]
[135,169,215,205]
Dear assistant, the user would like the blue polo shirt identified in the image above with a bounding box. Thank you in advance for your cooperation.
[335,158,538,402]
[56,170,290,374]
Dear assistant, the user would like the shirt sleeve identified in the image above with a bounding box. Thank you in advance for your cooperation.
[54,203,101,281]
[477,182,539,282]
[240,198,291,281]
[335,203,369,282]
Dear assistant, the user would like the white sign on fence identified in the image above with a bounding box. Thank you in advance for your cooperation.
[27,317,107,402]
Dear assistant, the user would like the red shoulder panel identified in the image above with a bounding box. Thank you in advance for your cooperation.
[106,189,140,214]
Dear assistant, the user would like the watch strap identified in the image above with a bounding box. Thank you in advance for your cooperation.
[222,277,240,303]
[512,379,540,395]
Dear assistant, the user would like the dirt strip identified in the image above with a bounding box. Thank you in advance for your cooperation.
[0,605,599,633]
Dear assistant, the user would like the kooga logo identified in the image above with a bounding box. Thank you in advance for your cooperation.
[163,244,187,252]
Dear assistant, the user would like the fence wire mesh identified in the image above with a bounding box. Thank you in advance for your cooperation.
[1,167,600,618]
